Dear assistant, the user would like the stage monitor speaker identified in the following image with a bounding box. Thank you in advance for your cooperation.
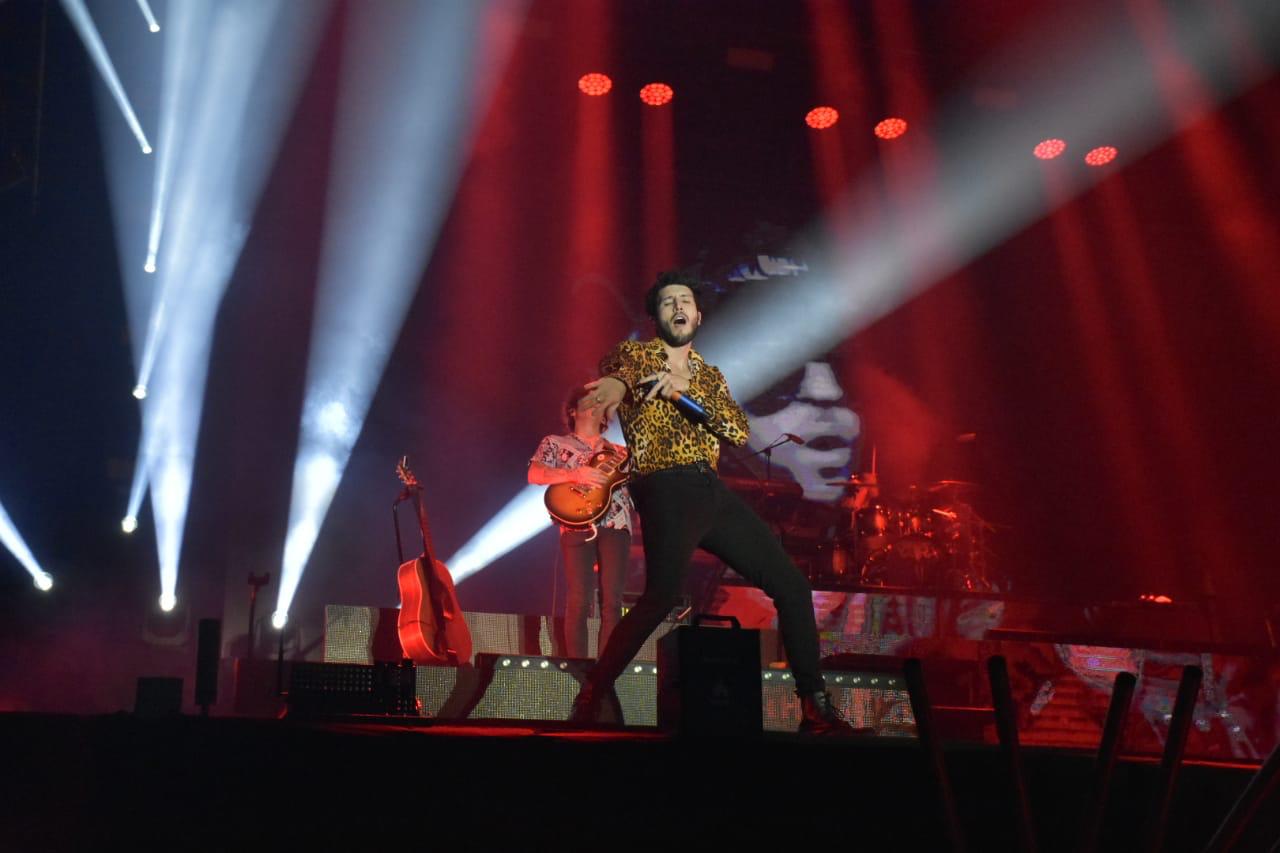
[135,676,183,716]
[195,618,221,712]
[658,615,762,735]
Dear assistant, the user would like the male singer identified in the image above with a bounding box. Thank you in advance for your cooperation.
[573,271,852,734]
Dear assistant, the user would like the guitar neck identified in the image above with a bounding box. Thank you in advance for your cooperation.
[412,491,439,566]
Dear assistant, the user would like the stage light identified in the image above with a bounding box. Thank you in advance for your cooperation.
[276,1,522,622]
[95,1,330,617]
[0,499,50,590]
[135,0,160,33]
[121,516,138,534]
[34,573,53,592]
[639,83,673,106]
[873,117,908,139]
[1034,138,1067,160]
[805,106,839,129]
[159,591,176,612]
[578,72,612,96]
[272,610,287,629]
[60,0,153,155]
[1085,145,1118,166]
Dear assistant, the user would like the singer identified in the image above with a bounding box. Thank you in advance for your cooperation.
[574,271,854,734]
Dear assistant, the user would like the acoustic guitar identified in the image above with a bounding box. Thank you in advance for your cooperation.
[394,457,472,666]
[543,443,631,528]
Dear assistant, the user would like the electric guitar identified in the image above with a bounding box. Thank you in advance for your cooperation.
[394,457,472,666]
[543,443,631,528]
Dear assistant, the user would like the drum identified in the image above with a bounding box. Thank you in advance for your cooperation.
[807,538,858,587]
[853,502,899,550]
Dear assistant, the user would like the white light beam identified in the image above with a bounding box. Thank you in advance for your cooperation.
[60,0,153,153]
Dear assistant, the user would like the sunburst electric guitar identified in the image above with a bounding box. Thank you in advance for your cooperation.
[394,458,472,666]
[543,443,631,529]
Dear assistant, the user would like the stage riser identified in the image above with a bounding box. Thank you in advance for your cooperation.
[324,607,679,665]
[319,605,1279,759]
[412,657,914,733]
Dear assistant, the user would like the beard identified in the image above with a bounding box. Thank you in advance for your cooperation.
[657,317,698,347]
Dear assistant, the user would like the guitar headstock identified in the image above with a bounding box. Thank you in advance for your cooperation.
[396,456,420,490]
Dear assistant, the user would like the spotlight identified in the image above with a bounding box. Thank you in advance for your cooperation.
[277,0,508,624]
[271,610,288,629]
[34,573,53,592]
[578,72,612,96]
[639,83,673,106]
[805,106,839,129]
[144,258,156,273]
[159,591,177,612]
[121,516,138,534]
[1084,145,1118,166]
[0,499,51,589]
[132,384,147,400]
[60,0,154,155]
[135,0,160,33]
[874,117,908,139]
[1033,138,1067,160]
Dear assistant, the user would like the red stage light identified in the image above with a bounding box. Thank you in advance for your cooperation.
[578,73,612,96]
[805,106,839,130]
[1084,146,1118,166]
[639,83,674,106]
[1034,139,1067,160]
[874,117,908,140]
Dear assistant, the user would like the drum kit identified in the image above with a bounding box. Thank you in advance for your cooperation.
[832,477,994,591]
[722,471,995,592]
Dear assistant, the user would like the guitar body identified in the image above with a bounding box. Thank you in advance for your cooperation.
[544,445,631,528]
[396,557,472,665]
[394,459,473,666]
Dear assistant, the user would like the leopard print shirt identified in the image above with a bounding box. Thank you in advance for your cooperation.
[598,338,750,476]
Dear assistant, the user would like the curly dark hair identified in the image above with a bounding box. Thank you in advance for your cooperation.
[644,270,705,321]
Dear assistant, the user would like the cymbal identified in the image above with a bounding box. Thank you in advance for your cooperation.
[825,477,879,487]
[927,480,978,492]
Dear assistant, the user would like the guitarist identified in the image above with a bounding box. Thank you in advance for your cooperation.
[527,384,635,659]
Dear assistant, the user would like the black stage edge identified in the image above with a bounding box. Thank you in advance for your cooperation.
[3,712,1278,851]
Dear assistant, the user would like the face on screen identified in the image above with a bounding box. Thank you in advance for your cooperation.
[746,361,860,503]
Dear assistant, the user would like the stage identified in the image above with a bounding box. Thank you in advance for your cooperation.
[2,710,1272,850]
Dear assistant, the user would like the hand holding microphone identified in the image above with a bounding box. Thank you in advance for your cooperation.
[637,369,709,424]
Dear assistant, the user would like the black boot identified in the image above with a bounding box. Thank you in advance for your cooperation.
[798,691,865,736]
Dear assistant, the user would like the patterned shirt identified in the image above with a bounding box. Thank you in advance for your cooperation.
[598,338,750,476]
[530,433,634,532]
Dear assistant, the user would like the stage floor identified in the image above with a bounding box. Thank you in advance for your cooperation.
[2,711,1273,851]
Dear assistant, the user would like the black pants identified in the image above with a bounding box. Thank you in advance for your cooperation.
[560,526,629,658]
[590,464,825,695]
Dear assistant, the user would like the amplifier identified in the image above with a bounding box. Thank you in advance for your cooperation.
[286,661,418,716]
[658,614,762,735]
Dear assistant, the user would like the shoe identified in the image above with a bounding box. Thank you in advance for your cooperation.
[569,681,622,725]
[798,691,867,736]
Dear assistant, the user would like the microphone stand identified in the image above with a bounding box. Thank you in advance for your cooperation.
[737,434,796,483]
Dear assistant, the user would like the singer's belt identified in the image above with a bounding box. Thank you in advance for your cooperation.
[635,460,716,481]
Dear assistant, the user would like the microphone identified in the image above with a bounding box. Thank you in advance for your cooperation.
[669,391,709,424]
[782,432,806,446]
[636,376,709,424]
